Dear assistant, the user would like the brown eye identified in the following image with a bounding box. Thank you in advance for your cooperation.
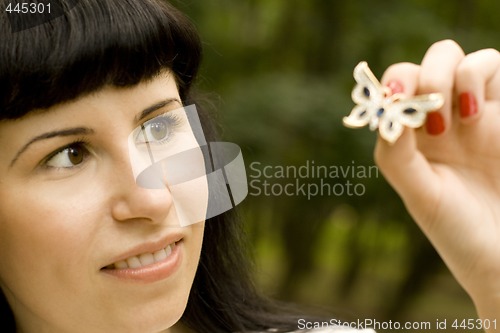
[67,146,85,165]
[45,143,88,169]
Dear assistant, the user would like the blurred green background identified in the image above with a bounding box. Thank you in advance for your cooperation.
[172,1,500,331]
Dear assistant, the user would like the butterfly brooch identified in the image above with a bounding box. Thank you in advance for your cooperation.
[343,61,444,144]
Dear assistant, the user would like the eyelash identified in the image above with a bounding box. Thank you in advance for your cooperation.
[135,112,183,146]
[40,112,183,171]
[41,138,91,170]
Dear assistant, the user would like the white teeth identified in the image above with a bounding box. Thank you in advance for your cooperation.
[115,260,128,269]
[153,248,168,262]
[139,253,155,266]
[165,244,172,257]
[126,256,142,269]
[111,243,175,269]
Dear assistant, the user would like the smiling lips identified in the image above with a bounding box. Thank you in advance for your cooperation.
[107,242,176,269]
[101,239,183,283]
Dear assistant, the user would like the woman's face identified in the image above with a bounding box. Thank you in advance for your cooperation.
[0,73,204,333]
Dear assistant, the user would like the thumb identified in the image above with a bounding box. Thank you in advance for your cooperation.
[374,129,441,224]
[375,62,442,225]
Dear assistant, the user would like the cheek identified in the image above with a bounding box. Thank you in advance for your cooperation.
[0,181,107,325]
[185,222,205,268]
[0,182,106,268]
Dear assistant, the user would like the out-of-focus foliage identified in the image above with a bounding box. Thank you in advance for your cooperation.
[173,0,500,330]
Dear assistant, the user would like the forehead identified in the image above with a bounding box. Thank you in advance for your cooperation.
[0,73,180,159]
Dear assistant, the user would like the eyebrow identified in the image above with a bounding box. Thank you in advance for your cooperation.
[9,127,95,168]
[9,97,182,168]
[134,98,181,123]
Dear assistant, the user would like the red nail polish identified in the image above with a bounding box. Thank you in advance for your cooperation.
[426,112,445,135]
[386,80,404,95]
[459,92,478,118]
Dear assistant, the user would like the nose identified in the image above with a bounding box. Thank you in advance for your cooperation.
[109,159,173,224]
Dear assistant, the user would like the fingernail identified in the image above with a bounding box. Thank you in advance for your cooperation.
[459,92,478,118]
[426,112,445,135]
[386,80,404,95]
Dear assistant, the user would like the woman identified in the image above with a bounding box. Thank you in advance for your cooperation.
[0,1,497,332]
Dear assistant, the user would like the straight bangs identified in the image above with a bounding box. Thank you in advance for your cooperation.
[0,0,202,119]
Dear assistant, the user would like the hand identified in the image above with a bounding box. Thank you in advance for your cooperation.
[374,40,500,329]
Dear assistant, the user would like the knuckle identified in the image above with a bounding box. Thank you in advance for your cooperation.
[430,39,462,53]
[457,48,500,77]
[382,62,418,81]
[424,39,465,63]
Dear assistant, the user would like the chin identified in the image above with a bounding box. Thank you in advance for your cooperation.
[101,286,190,333]
[113,308,185,333]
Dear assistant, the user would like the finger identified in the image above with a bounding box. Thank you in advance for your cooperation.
[375,42,464,228]
[378,63,422,189]
[381,62,420,96]
[419,40,465,135]
[376,62,442,222]
[379,62,420,154]
[374,128,442,226]
[455,48,500,123]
